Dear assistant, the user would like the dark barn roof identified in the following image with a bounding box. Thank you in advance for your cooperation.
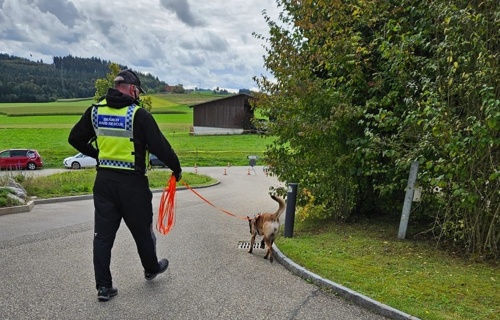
[190,94,255,132]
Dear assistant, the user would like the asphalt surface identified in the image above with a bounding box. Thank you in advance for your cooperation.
[0,166,415,320]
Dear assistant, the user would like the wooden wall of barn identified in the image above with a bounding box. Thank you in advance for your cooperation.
[193,95,253,129]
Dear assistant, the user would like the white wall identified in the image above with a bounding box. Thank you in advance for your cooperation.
[191,126,244,135]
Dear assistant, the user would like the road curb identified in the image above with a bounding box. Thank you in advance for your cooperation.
[0,200,34,216]
[273,244,420,320]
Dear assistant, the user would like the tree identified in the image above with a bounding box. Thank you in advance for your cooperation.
[172,84,185,94]
[140,96,152,112]
[93,63,121,101]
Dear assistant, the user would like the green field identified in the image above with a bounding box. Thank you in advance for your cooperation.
[0,94,271,167]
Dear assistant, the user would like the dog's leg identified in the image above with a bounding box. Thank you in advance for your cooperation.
[263,237,274,262]
[260,239,265,249]
[268,238,274,263]
[248,233,256,254]
[263,235,275,263]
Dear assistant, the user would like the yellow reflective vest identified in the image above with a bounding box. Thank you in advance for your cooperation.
[91,102,143,171]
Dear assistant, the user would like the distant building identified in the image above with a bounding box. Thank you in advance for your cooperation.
[190,94,255,135]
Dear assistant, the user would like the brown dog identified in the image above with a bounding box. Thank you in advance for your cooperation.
[247,195,286,263]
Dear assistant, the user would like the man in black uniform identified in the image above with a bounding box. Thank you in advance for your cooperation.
[68,69,182,302]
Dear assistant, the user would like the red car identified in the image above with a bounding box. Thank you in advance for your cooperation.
[0,149,44,170]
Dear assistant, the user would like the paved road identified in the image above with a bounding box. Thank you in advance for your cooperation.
[0,166,389,320]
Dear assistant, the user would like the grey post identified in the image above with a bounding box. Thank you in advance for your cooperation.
[398,161,419,239]
[284,183,298,238]
[248,155,258,174]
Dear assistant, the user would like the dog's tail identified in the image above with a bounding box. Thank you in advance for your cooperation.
[271,195,286,221]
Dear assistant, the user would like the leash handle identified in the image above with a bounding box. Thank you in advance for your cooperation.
[181,180,250,221]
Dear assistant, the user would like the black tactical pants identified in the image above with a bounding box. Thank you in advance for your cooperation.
[93,174,160,289]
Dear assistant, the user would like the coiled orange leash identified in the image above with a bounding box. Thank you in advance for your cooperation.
[157,175,177,235]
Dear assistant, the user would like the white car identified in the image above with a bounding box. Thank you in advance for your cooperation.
[63,153,97,169]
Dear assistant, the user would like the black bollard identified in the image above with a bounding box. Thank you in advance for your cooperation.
[284,183,298,238]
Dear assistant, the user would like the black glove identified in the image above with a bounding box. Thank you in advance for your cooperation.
[173,171,182,182]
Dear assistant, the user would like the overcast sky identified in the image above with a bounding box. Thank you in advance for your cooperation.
[0,0,281,92]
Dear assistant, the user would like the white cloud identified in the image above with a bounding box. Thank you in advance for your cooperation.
[0,0,280,92]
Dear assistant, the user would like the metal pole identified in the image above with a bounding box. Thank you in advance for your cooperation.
[398,161,419,239]
[284,183,298,238]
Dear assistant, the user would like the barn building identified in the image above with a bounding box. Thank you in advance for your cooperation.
[190,94,255,135]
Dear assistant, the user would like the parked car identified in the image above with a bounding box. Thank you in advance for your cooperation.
[0,149,44,170]
[149,154,168,168]
[63,153,97,169]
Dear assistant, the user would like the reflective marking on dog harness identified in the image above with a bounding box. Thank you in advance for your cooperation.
[98,159,134,169]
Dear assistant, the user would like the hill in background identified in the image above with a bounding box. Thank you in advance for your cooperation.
[0,53,167,103]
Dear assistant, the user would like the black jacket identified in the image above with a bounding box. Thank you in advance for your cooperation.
[68,88,182,178]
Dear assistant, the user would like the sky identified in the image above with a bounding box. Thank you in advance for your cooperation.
[0,0,281,92]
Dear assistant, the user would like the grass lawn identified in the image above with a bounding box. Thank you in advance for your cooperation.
[276,218,499,320]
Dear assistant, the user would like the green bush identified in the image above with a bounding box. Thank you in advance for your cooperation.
[255,0,500,258]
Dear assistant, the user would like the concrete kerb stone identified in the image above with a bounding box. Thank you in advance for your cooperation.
[273,244,420,320]
[0,200,35,216]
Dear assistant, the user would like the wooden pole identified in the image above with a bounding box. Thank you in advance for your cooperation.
[398,161,419,239]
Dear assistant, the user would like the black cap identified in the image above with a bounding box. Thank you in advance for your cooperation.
[114,69,146,93]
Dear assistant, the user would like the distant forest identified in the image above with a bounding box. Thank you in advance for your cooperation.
[0,54,168,103]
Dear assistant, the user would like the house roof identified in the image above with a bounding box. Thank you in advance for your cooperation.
[189,93,254,108]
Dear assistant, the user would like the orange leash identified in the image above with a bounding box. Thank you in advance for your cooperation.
[181,180,250,221]
[157,175,177,235]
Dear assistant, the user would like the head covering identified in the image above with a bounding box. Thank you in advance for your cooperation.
[113,69,146,93]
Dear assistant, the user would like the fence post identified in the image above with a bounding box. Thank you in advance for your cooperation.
[398,161,419,239]
[284,183,298,238]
